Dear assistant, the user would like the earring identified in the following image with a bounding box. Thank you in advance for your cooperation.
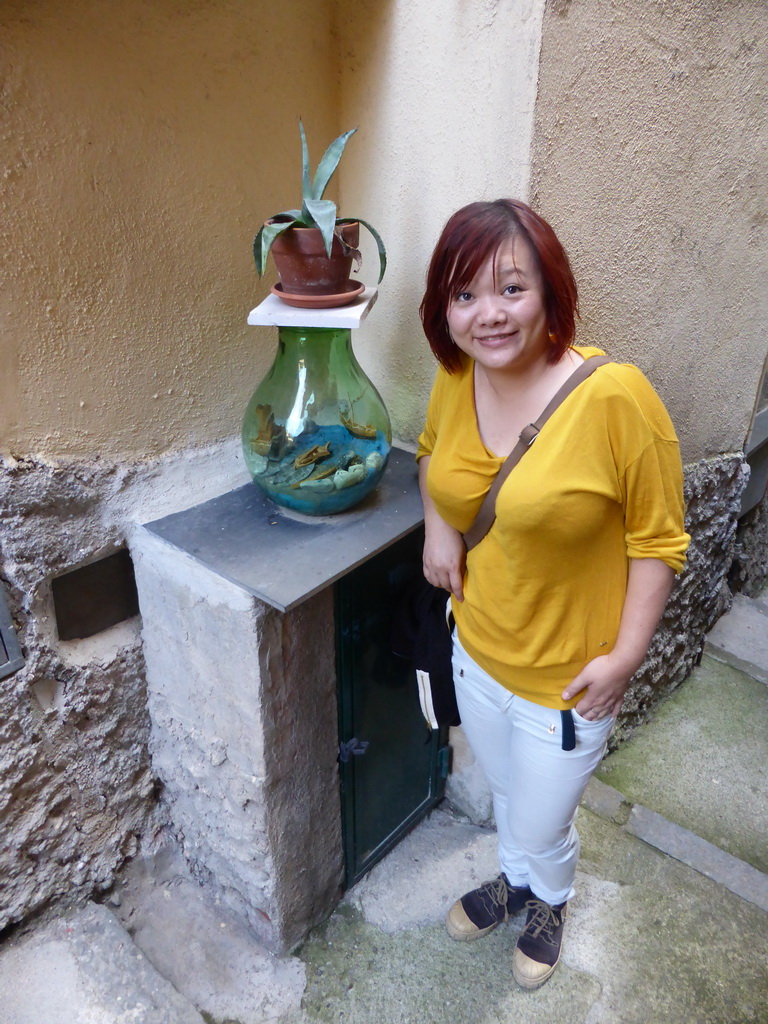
[548,331,556,343]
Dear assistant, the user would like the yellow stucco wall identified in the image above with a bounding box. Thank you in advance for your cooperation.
[4,0,765,465]
[335,0,547,443]
[530,0,768,462]
[1,0,336,459]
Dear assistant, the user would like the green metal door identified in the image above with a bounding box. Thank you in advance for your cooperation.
[335,527,448,887]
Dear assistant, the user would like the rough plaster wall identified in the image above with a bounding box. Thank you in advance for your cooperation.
[333,0,547,444]
[530,0,768,462]
[131,532,275,947]
[0,443,245,930]
[612,453,748,744]
[731,488,768,597]
[132,530,342,954]
[1,0,339,932]
[1,0,336,460]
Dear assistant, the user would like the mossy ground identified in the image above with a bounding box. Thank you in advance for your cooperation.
[289,810,768,1024]
[596,656,768,872]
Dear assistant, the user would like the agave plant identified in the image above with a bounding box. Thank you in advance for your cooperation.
[253,122,387,284]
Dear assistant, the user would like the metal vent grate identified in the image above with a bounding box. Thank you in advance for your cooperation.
[0,586,24,680]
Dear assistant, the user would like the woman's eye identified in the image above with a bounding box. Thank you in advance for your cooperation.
[456,291,473,302]
[504,284,521,295]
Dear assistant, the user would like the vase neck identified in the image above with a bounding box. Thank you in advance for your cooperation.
[276,325,352,349]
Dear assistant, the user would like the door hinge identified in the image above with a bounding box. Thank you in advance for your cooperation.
[338,737,369,763]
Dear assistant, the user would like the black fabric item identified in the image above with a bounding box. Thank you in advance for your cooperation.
[560,709,576,751]
[390,572,459,727]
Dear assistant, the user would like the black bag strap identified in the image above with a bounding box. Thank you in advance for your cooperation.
[463,355,613,551]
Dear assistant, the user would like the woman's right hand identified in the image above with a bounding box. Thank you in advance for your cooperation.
[418,453,466,601]
[423,517,466,602]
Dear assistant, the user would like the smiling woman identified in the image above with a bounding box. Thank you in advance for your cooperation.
[445,238,549,379]
[415,198,689,990]
[420,199,578,374]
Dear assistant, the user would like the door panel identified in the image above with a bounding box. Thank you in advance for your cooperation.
[336,527,447,887]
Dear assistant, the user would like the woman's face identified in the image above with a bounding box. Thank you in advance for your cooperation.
[446,235,549,376]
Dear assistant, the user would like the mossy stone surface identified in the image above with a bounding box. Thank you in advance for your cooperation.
[595,656,768,872]
[289,810,768,1024]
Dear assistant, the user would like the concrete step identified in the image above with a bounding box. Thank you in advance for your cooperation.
[107,842,306,1024]
[595,653,768,876]
[705,591,768,683]
[0,901,205,1024]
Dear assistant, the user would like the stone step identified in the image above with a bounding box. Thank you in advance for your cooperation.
[595,654,768,877]
[583,777,768,912]
[0,901,205,1024]
[107,843,306,1024]
[705,591,768,683]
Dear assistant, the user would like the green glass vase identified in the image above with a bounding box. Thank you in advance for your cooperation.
[242,325,392,515]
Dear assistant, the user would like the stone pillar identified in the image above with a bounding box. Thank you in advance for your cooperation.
[131,528,343,954]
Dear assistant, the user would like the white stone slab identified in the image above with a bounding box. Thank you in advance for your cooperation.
[341,807,499,933]
[247,287,377,328]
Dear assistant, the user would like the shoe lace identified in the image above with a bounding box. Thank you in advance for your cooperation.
[522,899,562,946]
[479,875,509,910]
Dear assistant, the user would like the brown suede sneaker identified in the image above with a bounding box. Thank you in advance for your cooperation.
[446,874,532,941]
[512,898,568,989]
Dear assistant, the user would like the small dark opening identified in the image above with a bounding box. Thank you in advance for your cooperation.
[52,548,140,641]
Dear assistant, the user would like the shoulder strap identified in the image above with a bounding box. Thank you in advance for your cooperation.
[463,355,613,551]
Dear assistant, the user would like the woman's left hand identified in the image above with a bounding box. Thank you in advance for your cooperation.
[562,559,676,721]
[561,653,635,720]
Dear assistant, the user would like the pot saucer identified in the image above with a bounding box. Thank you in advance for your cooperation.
[271,280,365,309]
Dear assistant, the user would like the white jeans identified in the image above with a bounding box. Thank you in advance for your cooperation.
[452,634,615,905]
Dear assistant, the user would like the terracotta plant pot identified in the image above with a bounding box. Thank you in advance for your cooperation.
[269,221,360,296]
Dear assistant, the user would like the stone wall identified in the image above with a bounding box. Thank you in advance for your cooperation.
[0,446,244,932]
[730,488,768,598]
[611,453,748,746]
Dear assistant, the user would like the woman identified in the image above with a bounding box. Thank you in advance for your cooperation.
[416,199,689,989]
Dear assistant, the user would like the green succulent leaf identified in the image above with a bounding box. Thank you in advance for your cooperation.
[303,198,338,256]
[310,127,357,201]
[299,120,311,201]
[253,214,302,277]
[337,217,387,283]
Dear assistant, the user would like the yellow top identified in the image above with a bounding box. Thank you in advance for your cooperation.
[416,347,690,709]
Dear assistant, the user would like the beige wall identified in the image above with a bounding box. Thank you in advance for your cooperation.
[335,0,547,443]
[4,0,765,466]
[1,0,336,460]
[530,0,768,462]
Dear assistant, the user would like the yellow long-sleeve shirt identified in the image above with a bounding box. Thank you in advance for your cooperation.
[416,346,690,709]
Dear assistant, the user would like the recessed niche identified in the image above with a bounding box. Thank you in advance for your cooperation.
[52,548,140,641]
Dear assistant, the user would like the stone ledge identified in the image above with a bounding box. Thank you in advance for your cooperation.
[705,592,768,684]
[583,778,768,912]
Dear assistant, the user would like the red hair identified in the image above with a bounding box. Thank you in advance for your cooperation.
[419,200,579,373]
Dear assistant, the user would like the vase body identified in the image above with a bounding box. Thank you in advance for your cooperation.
[242,325,391,515]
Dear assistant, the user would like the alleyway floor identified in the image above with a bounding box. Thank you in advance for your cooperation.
[1,591,766,1024]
